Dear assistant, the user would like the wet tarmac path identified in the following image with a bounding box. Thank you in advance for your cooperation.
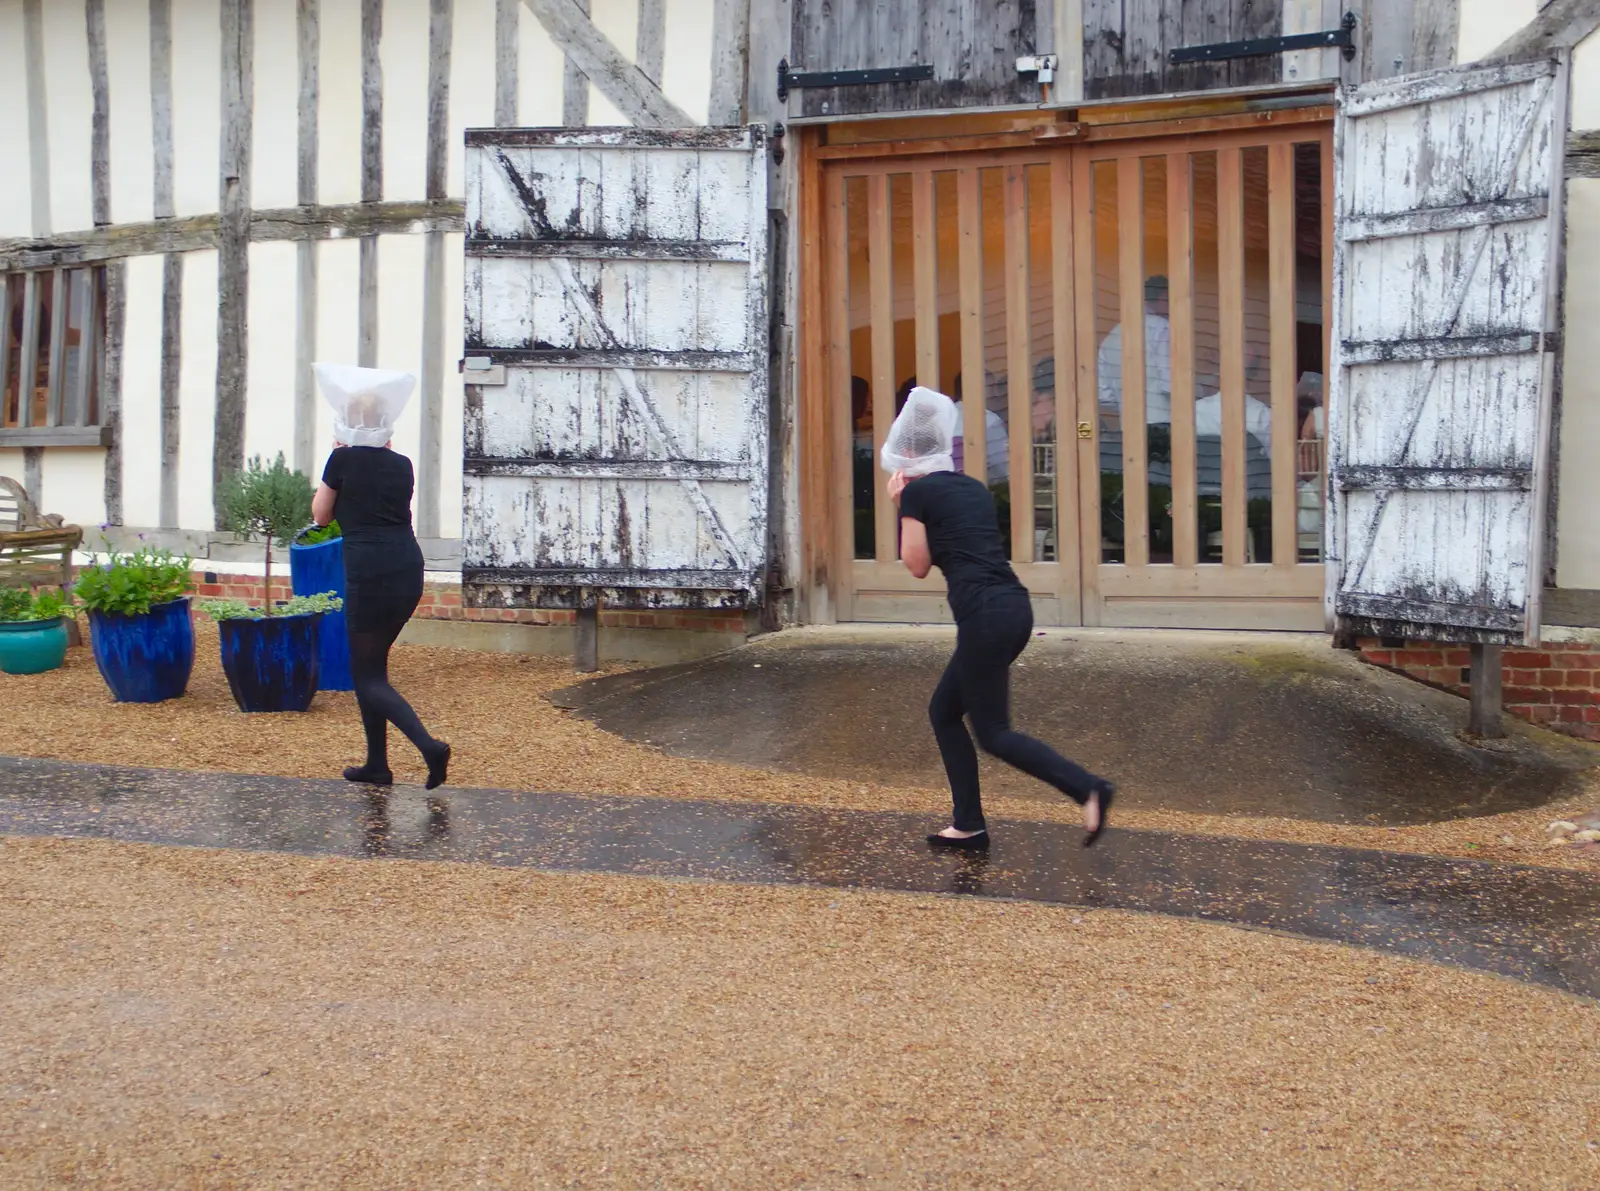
[4,756,1598,1000]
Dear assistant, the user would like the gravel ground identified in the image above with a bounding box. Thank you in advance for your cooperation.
[1,626,1595,871]
[2,835,1597,1190]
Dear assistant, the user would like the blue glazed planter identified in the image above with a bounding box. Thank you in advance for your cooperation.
[289,536,352,691]
[89,598,195,703]
[218,612,323,713]
[0,617,69,675]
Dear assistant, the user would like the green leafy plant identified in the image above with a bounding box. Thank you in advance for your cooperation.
[296,519,341,547]
[216,453,316,616]
[200,592,343,622]
[73,545,193,616]
[0,587,71,623]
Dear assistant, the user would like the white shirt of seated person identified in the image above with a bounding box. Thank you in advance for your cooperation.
[1096,279,1173,425]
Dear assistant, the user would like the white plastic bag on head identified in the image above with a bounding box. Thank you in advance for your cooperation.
[313,362,417,447]
[880,386,959,477]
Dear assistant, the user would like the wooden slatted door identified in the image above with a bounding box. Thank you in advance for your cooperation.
[1074,127,1334,629]
[1328,59,1566,643]
[820,151,1082,624]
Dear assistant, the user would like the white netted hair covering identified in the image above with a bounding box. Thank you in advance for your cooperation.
[880,386,959,477]
[314,362,417,447]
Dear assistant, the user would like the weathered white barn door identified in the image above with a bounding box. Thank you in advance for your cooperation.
[461,127,769,611]
[1329,57,1568,643]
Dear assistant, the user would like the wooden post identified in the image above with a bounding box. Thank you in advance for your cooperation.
[575,599,599,672]
[1469,643,1504,738]
[214,0,254,527]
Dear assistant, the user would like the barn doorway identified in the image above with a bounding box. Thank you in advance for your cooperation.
[806,117,1333,629]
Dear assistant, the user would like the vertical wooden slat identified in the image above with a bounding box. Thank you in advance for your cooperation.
[45,268,68,427]
[153,0,183,512]
[495,0,519,125]
[1050,153,1081,617]
[294,0,319,478]
[636,0,666,85]
[563,0,590,126]
[22,0,51,238]
[86,0,111,228]
[911,170,938,388]
[150,0,175,219]
[215,0,254,525]
[868,173,896,563]
[1268,141,1298,567]
[1073,150,1103,621]
[708,0,750,125]
[1004,163,1033,563]
[72,272,100,428]
[823,166,851,618]
[102,263,126,522]
[360,0,382,367]
[17,273,40,429]
[1167,151,1197,568]
[1321,132,1334,571]
[417,0,452,539]
[957,169,985,483]
[159,253,183,527]
[0,281,13,425]
[1116,155,1148,568]
[1218,145,1247,566]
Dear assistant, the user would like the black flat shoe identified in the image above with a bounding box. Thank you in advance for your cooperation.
[423,742,451,791]
[927,830,990,850]
[344,764,394,786]
[1083,781,1116,848]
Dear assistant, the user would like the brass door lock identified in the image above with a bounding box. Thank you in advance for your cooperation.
[1076,421,1093,440]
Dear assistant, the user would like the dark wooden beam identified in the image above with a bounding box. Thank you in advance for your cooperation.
[0,201,467,271]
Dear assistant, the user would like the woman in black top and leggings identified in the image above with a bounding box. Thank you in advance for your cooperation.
[884,387,1113,849]
[311,391,450,791]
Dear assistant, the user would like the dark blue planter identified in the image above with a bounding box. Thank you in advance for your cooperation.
[289,536,352,691]
[88,598,196,703]
[218,612,323,713]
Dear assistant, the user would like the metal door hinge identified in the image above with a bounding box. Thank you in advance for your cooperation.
[1016,54,1059,84]
[461,356,506,385]
[1077,421,1093,440]
[777,58,935,102]
[1170,11,1357,65]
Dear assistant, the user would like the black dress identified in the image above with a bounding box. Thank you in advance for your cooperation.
[321,446,426,634]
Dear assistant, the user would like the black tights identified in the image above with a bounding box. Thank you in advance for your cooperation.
[349,616,438,771]
[930,589,1105,832]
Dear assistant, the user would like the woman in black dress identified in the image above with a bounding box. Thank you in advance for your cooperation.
[311,394,450,790]
[883,387,1113,849]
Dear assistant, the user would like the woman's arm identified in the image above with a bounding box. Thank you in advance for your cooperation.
[900,517,932,579]
[312,483,337,527]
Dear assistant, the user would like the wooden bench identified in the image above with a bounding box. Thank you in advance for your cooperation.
[0,477,84,641]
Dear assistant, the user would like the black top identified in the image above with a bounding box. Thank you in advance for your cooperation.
[321,446,418,575]
[899,470,1025,621]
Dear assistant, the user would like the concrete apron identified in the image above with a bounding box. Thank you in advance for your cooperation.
[552,626,1600,827]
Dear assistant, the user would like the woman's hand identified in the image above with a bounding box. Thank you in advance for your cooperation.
[887,469,908,507]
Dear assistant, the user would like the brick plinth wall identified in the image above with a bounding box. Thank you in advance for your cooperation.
[69,569,751,635]
[1359,640,1600,741]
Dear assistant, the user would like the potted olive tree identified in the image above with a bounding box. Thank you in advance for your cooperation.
[74,544,195,701]
[0,587,73,675]
[202,454,342,713]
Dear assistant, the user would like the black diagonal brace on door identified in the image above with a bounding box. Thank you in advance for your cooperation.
[1169,13,1357,65]
[777,59,935,101]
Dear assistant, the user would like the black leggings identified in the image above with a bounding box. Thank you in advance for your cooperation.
[930,589,1104,832]
[347,578,438,771]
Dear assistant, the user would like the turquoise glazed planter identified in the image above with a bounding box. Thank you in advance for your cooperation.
[88,597,196,703]
[0,617,69,675]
